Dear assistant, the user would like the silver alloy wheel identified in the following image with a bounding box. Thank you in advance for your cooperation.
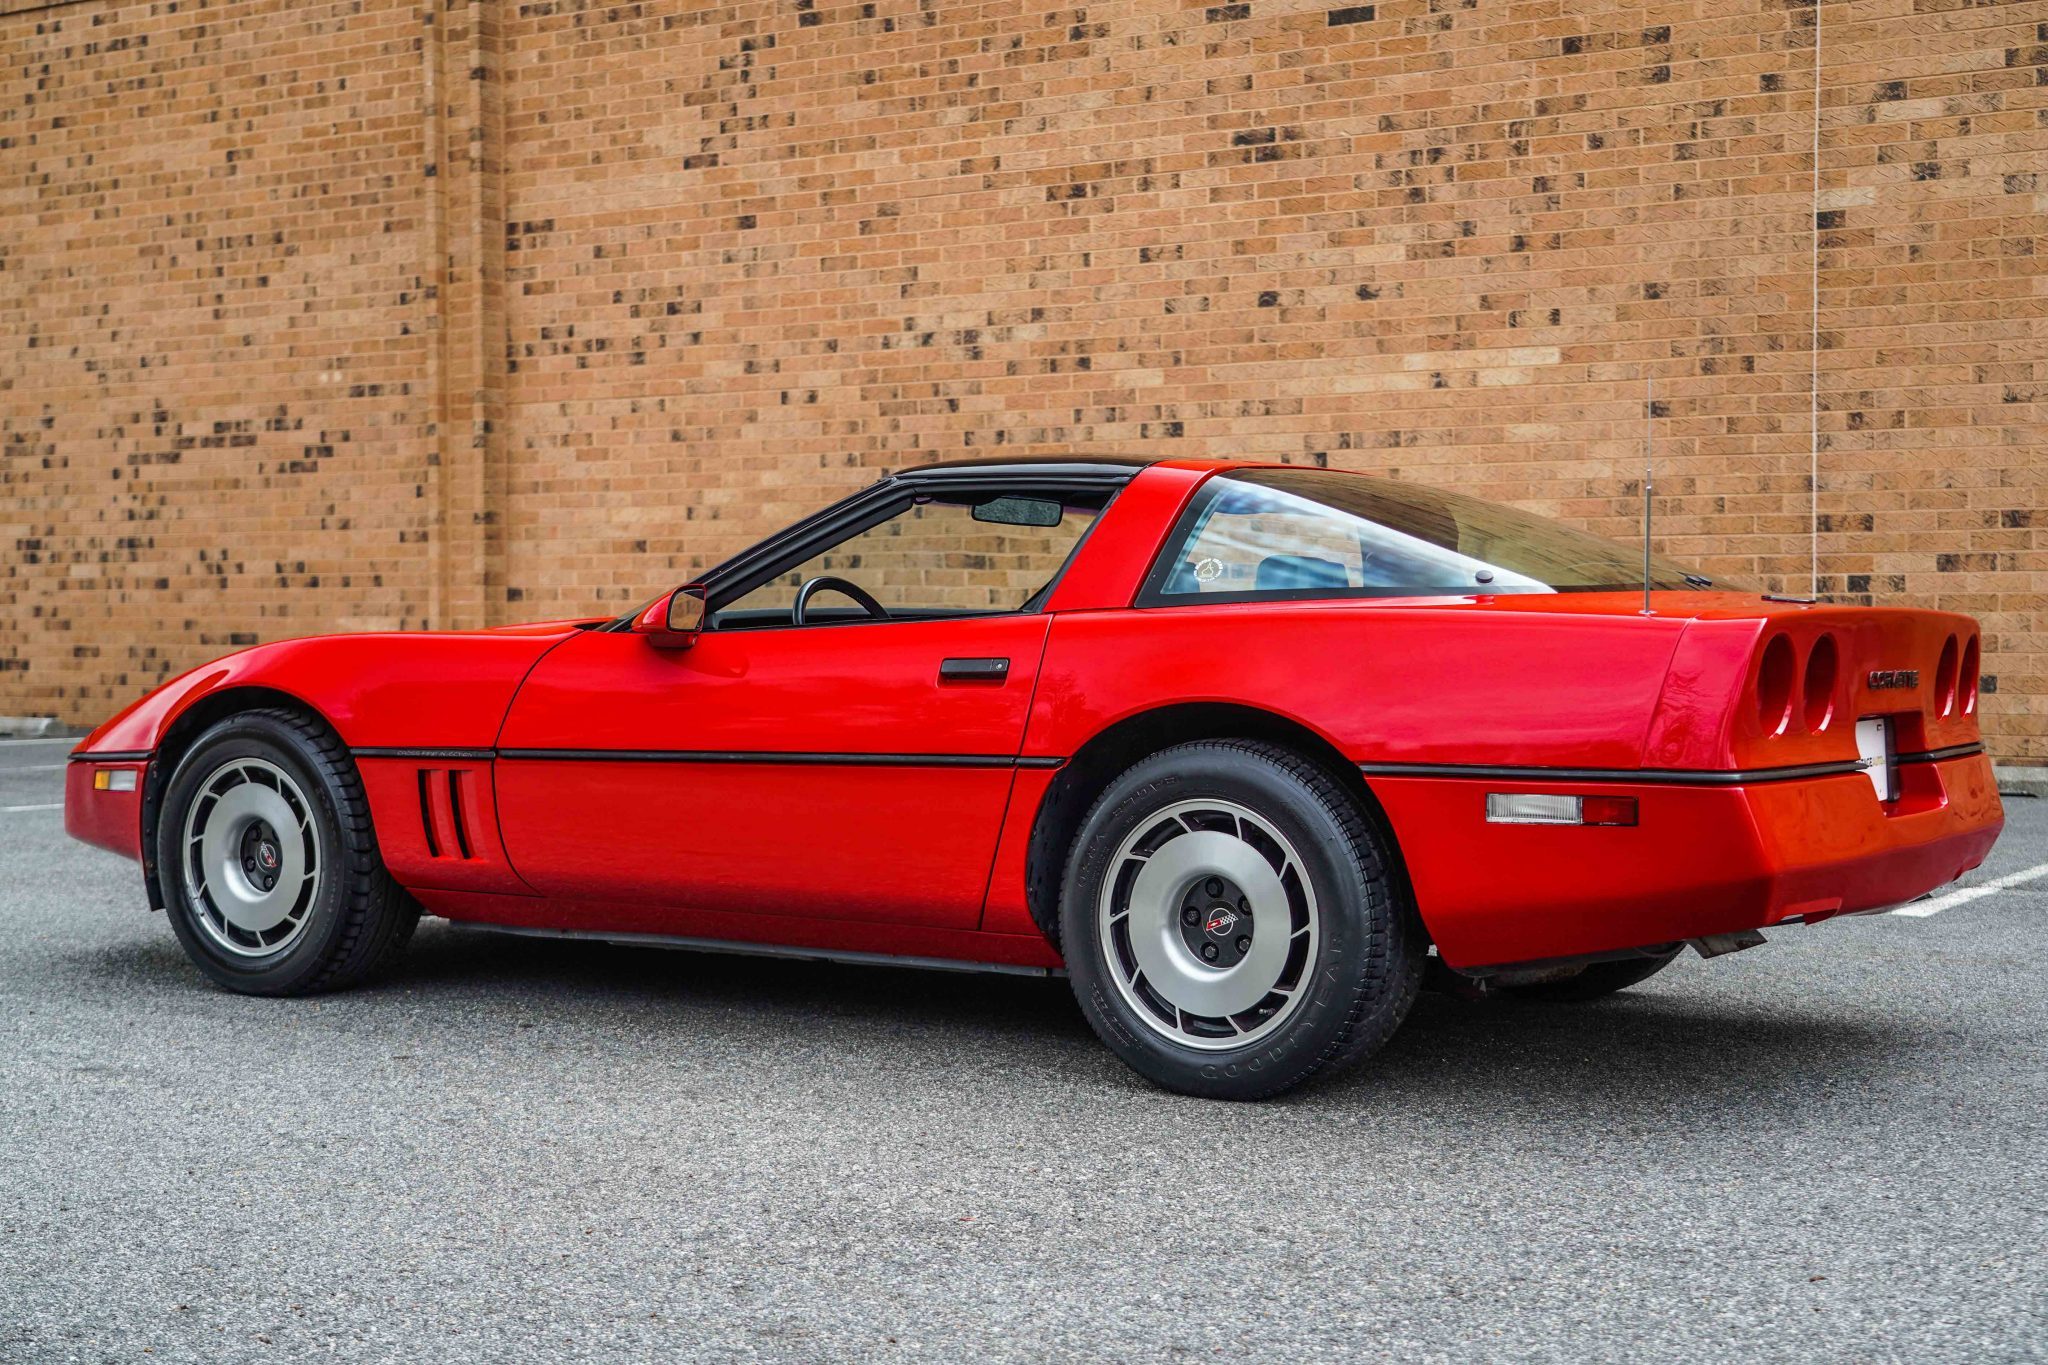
[179,756,322,958]
[1096,797,1320,1051]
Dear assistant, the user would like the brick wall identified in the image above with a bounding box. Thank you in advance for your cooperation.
[3,0,2043,761]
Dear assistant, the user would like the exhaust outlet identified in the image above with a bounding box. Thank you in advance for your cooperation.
[1688,929,1767,959]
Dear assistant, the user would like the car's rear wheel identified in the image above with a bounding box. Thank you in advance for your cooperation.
[1061,740,1423,1100]
[156,708,417,996]
[1495,949,1681,1002]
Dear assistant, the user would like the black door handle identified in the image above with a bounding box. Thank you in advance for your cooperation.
[939,657,1009,682]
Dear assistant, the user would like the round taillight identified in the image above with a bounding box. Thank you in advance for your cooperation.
[1803,634,1838,732]
[1935,634,1960,717]
[1757,634,1795,737]
[1961,635,1980,716]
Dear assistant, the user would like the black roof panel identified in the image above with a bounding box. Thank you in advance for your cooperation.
[891,455,1152,481]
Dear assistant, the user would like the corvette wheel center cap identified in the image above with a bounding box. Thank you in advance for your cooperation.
[239,820,284,894]
[1179,875,1254,969]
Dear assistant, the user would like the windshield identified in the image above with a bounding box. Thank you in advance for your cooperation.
[1144,468,1729,602]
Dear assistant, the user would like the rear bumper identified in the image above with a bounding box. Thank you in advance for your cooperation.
[1372,753,2004,969]
[64,755,149,860]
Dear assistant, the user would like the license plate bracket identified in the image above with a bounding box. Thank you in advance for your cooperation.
[1856,716,1897,802]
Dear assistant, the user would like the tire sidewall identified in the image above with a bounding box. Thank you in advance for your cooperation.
[1061,746,1397,1100]
[156,714,354,994]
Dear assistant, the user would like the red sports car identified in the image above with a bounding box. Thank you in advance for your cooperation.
[67,458,2003,1098]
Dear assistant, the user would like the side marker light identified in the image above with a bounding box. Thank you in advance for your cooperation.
[1485,793,1637,827]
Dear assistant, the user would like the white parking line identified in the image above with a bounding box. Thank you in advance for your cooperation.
[1894,862,2048,918]
[1,803,62,814]
[0,764,67,772]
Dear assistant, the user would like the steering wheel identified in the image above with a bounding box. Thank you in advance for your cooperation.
[792,575,890,627]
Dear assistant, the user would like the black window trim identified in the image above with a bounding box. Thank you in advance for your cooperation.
[605,465,1135,633]
[1137,470,1397,609]
[1132,467,1665,609]
[703,473,1129,632]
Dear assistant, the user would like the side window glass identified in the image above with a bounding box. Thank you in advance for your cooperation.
[1148,476,1544,602]
[1162,493,1366,595]
[721,491,1103,625]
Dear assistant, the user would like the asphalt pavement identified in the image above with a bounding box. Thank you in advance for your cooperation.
[2,736,2043,1362]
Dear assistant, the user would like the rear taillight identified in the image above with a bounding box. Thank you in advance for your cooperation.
[1960,635,1980,716]
[1802,633,1838,732]
[1935,634,1960,716]
[1756,631,1841,738]
[1757,634,1795,736]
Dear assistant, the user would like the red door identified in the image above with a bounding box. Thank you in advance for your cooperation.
[492,615,1050,929]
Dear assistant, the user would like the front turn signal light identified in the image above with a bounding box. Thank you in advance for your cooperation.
[92,768,137,792]
[1486,793,1638,827]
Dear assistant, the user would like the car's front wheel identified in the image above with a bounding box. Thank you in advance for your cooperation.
[156,708,417,996]
[1060,740,1423,1100]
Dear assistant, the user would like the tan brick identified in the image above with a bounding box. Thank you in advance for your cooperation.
[1,0,2042,762]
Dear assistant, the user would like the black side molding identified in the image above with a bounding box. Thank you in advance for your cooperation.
[1895,743,1985,765]
[1357,745,1981,786]
[494,749,1062,770]
[1357,759,1873,787]
[354,747,497,761]
[354,746,1066,770]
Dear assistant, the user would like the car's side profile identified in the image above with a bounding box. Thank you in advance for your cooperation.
[67,458,2004,1098]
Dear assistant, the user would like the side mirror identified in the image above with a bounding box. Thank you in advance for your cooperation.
[633,584,708,649]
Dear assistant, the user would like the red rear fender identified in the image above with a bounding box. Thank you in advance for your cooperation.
[1027,601,1687,769]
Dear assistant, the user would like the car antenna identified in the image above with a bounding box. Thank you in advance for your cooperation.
[1641,375,1654,616]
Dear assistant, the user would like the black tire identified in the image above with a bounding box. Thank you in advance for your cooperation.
[1060,740,1424,1100]
[155,707,418,996]
[1496,948,1680,1003]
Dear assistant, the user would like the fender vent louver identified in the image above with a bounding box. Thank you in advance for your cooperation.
[417,768,479,861]
[446,771,474,859]
[417,770,441,858]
